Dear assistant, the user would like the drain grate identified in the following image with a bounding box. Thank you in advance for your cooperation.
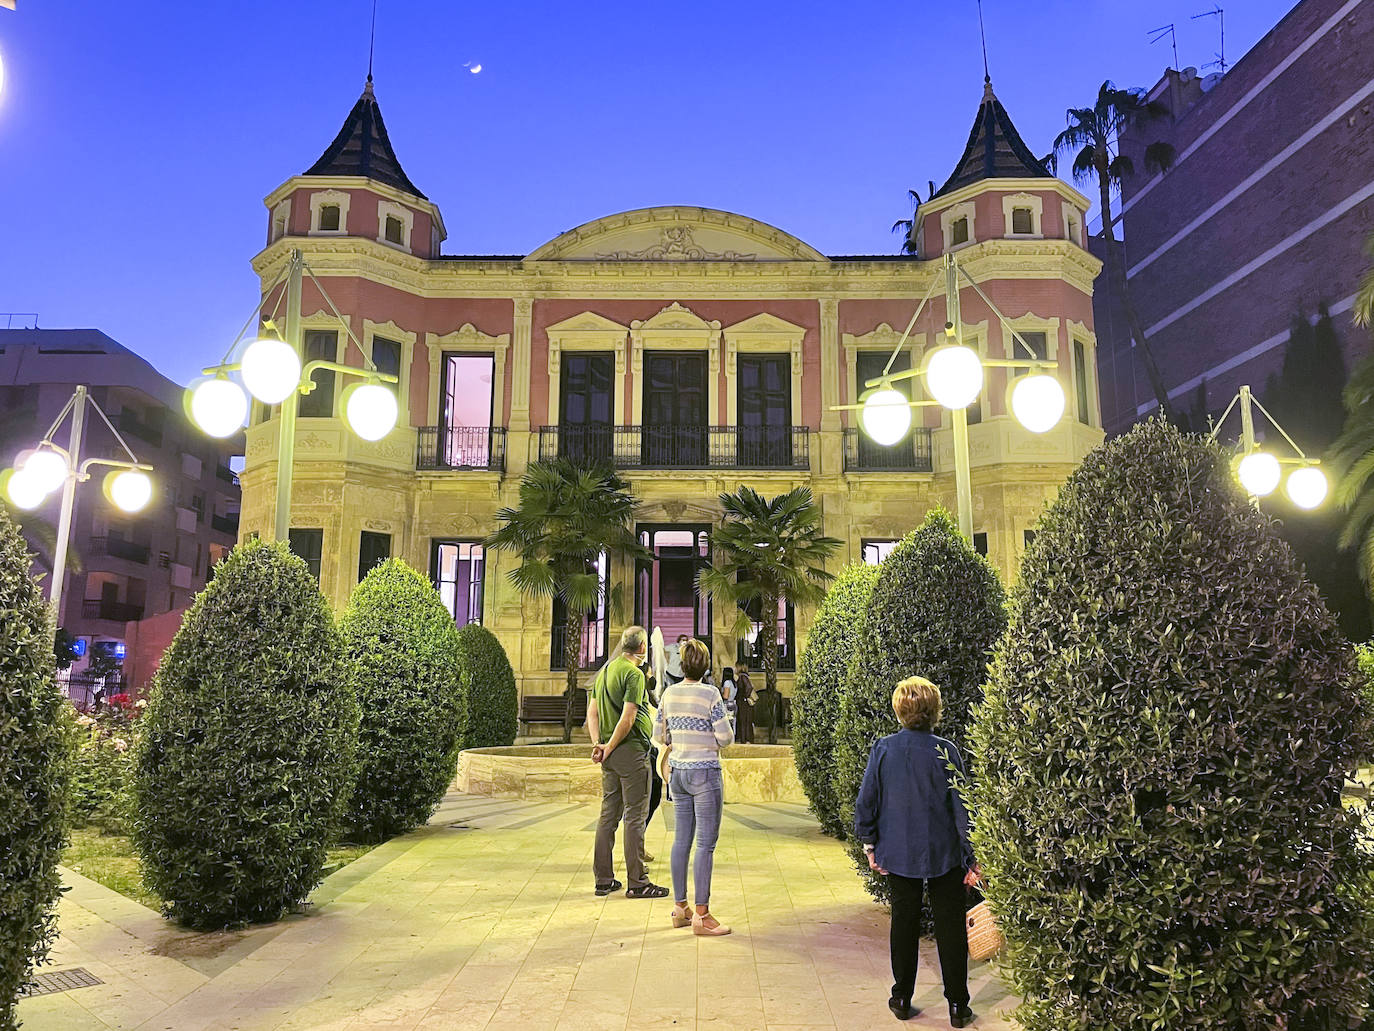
[20,968,103,998]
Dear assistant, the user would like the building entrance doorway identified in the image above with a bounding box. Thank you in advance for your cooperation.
[634,524,712,659]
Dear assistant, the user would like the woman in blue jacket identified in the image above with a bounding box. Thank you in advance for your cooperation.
[854,676,981,1026]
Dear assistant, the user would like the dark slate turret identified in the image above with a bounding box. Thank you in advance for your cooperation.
[934,78,1053,198]
[304,79,426,199]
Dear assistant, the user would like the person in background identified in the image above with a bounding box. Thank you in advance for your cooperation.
[654,638,734,936]
[719,665,738,726]
[587,626,669,900]
[854,676,980,1026]
[664,633,687,687]
[734,659,755,744]
[642,662,663,865]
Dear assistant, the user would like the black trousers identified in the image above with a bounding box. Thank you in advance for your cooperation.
[887,867,969,1006]
[646,746,663,826]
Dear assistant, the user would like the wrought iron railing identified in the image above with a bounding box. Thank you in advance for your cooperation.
[211,512,239,535]
[416,426,507,472]
[90,536,150,564]
[538,425,810,470]
[842,428,934,472]
[82,599,145,622]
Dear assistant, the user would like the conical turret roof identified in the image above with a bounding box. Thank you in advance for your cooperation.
[933,78,1053,198]
[303,79,426,199]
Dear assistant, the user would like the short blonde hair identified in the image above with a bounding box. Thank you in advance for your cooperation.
[680,639,711,681]
[892,676,941,731]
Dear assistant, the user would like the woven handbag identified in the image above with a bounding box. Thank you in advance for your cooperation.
[966,899,1003,961]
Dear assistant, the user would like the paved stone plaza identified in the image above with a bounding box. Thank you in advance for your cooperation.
[18,792,1017,1031]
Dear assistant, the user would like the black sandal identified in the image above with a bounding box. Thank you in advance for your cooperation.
[626,882,669,899]
[594,879,623,897]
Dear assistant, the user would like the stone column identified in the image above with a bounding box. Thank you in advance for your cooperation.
[508,297,534,476]
[818,298,844,475]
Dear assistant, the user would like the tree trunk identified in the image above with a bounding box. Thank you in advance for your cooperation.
[563,614,582,745]
[763,593,780,745]
[1098,170,1176,422]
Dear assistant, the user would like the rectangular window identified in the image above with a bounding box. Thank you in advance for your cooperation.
[299,331,337,417]
[855,350,915,464]
[358,531,391,582]
[384,215,403,244]
[432,540,486,628]
[973,532,988,557]
[1011,207,1034,234]
[642,352,707,467]
[559,351,614,462]
[738,596,796,673]
[1023,529,1037,548]
[1011,331,1048,378]
[318,204,340,231]
[551,552,609,671]
[861,539,899,565]
[441,353,494,467]
[950,216,969,246]
[372,337,402,381]
[737,354,791,466]
[288,528,323,581]
[1074,339,1091,425]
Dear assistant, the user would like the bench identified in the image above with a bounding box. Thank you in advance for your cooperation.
[519,693,588,728]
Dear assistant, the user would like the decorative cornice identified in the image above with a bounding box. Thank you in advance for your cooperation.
[526,206,829,262]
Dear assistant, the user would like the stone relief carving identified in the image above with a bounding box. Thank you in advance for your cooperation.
[594,226,758,262]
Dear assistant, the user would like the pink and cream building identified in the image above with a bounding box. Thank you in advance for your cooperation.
[239,78,1105,695]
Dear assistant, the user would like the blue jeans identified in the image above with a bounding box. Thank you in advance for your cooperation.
[670,766,724,906]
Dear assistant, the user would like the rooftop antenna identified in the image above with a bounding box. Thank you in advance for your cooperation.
[1192,5,1227,73]
[366,0,378,83]
[1148,23,1179,70]
[976,0,990,83]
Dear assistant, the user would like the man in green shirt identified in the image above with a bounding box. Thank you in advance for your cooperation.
[587,625,668,898]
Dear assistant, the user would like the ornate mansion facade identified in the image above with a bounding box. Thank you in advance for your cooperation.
[237,78,1105,697]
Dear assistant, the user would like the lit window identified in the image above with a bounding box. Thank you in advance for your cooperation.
[862,540,899,565]
[950,217,969,246]
[1011,207,1034,234]
[433,541,486,627]
[318,204,341,231]
[384,215,403,244]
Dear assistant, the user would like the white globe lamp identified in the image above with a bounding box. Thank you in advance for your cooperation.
[859,388,912,446]
[240,338,301,404]
[1237,451,1281,497]
[1009,374,1067,433]
[20,448,69,495]
[4,467,47,510]
[106,470,153,513]
[190,377,249,438]
[344,382,399,441]
[1285,465,1328,510]
[924,345,984,410]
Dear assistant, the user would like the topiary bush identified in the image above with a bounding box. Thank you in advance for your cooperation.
[793,562,879,838]
[454,623,518,751]
[969,418,1374,1031]
[0,505,68,1031]
[132,538,357,929]
[1359,644,1374,737]
[340,559,464,843]
[835,508,1006,901]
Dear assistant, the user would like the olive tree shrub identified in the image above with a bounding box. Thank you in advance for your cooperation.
[340,559,464,843]
[454,623,517,751]
[132,539,357,929]
[0,505,67,1031]
[793,562,879,837]
[835,509,1006,901]
[969,418,1374,1031]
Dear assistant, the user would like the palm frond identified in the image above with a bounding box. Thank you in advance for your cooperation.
[1143,141,1176,176]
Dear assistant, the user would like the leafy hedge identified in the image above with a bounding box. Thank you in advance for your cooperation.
[0,505,67,1031]
[969,418,1374,1030]
[340,559,464,843]
[1359,644,1374,730]
[454,623,518,751]
[793,562,879,838]
[132,538,358,929]
[835,509,1006,901]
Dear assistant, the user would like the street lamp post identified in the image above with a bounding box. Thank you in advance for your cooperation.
[188,248,400,541]
[3,385,155,633]
[1210,385,1328,508]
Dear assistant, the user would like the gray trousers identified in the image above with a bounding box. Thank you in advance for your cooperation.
[593,745,650,889]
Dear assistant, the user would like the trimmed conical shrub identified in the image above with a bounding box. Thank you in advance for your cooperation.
[454,623,517,751]
[835,509,1006,900]
[0,505,67,1031]
[969,418,1374,1030]
[793,562,879,838]
[132,538,357,929]
[340,559,464,843]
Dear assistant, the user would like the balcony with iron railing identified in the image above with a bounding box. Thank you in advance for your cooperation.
[416,426,507,472]
[211,512,240,535]
[538,425,810,470]
[82,599,145,622]
[90,536,151,564]
[842,427,934,472]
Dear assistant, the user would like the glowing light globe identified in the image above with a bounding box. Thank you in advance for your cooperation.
[5,468,47,510]
[345,382,399,441]
[240,338,301,404]
[190,378,249,438]
[106,470,153,513]
[20,448,69,495]
[924,345,984,409]
[1237,451,1281,497]
[859,388,912,446]
[1009,374,1066,433]
[1285,465,1328,510]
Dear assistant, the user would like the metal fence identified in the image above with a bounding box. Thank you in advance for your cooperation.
[416,426,507,472]
[538,425,810,470]
[842,428,934,472]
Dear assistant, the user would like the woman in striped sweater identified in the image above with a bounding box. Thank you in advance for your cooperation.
[653,638,735,936]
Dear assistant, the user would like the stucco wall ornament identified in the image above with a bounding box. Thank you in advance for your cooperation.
[594,226,758,262]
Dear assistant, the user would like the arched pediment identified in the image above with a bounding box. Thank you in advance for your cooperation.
[527,206,828,263]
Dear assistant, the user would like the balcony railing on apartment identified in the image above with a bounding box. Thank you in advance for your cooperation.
[82,599,146,622]
[116,410,163,447]
[842,428,934,472]
[211,512,240,535]
[416,426,507,472]
[538,425,810,470]
[90,536,150,564]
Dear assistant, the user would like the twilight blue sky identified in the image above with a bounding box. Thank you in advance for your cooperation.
[1,0,1296,387]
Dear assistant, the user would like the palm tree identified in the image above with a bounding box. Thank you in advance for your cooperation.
[1053,80,1177,419]
[485,458,649,743]
[697,486,841,744]
[1331,239,1374,598]
[890,189,922,255]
